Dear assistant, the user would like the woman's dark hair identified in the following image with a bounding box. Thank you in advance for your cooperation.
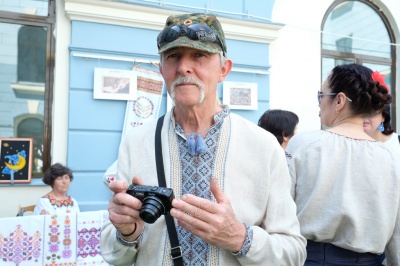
[381,104,394,136]
[42,163,73,187]
[258,109,299,144]
[328,63,392,117]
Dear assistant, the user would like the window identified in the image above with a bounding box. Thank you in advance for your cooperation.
[0,1,49,16]
[321,0,395,128]
[16,116,44,173]
[0,1,55,176]
[18,26,47,83]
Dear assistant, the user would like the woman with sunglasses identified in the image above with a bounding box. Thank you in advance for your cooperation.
[286,63,400,265]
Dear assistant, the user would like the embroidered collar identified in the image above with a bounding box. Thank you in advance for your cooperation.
[43,194,74,208]
[170,105,230,156]
[171,105,231,136]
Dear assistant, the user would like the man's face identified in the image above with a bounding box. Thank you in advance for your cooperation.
[159,47,224,107]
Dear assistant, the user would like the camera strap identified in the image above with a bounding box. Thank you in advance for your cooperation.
[155,115,184,266]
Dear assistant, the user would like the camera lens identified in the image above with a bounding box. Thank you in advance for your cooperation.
[139,196,165,224]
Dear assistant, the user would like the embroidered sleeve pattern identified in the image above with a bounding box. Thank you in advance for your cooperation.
[232,224,253,258]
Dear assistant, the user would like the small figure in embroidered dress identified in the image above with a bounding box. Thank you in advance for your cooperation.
[101,13,306,266]
[286,64,400,265]
[34,163,80,215]
[258,109,299,150]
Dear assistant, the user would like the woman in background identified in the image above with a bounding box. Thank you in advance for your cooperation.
[34,163,80,215]
[364,104,400,153]
[258,109,299,150]
[363,86,400,265]
[286,64,400,265]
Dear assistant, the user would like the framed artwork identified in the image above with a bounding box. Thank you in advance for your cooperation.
[0,138,33,184]
[223,81,258,110]
[93,68,137,100]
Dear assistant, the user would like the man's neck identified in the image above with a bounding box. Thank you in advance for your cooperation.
[173,104,222,133]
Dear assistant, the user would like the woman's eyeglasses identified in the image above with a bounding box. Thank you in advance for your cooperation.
[317,91,353,104]
[157,24,226,56]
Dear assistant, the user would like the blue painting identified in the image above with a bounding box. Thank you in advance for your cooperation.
[0,138,33,183]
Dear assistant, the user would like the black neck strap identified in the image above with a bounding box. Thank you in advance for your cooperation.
[155,115,183,266]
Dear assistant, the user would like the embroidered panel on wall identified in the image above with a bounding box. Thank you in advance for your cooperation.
[0,211,110,266]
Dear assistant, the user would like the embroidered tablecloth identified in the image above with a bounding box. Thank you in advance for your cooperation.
[0,210,110,266]
[122,67,164,135]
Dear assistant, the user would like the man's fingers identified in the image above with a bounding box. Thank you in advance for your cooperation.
[115,191,142,209]
[108,180,129,193]
[108,205,139,227]
[172,197,211,222]
[108,176,144,193]
[210,178,225,204]
[171,206,208,230]
[177,194,221,216]
[132,176,144,185]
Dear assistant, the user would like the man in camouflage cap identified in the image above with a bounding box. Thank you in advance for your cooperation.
[102,12,306,266]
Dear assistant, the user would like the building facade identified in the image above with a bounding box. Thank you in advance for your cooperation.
[0,0,398,217]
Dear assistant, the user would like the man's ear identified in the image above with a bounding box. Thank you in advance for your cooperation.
[218,59,233,83]
[159,61,163,76]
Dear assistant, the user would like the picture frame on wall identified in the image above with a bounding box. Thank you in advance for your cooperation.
[223,81,258,110]
[93,68,138,100]
[0,138,33,184]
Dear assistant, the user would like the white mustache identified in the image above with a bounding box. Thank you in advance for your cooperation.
[171,76,203,90]
[170,76,205,103]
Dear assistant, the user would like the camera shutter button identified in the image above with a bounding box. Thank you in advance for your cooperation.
[150,186,158,191]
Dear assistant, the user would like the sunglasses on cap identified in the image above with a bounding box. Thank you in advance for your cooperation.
[157,24,226,56]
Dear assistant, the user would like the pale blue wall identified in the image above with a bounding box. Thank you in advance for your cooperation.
[67,1,274,211]
[121,0,273,22]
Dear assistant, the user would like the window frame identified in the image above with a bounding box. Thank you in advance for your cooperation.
[321,0,397,130]
[0,0,55,176]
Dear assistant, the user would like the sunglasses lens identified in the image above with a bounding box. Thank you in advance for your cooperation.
[317,92,322,103]
[158,24,224,53]
[188,24,211,32]
[187,24,217,42]
[157,26,182,48]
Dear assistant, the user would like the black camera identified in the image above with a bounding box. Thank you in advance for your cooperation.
[126,184,175,224]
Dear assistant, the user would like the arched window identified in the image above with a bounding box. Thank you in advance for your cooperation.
[18,26,47,83]
[17,117,44,173]
[321,0,395,127]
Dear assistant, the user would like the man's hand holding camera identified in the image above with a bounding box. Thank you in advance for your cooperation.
[108,176,145,242]
[110,177,246,252]
[170,178,246,253]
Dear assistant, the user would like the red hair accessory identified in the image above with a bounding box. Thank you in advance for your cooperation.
[371,71,390,93]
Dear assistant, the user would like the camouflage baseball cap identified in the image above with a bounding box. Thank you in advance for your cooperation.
[157,13,227,56]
